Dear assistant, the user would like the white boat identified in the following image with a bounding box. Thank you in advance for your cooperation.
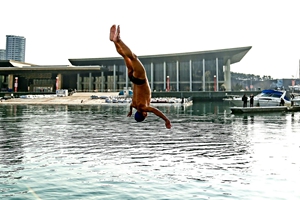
[288,85,300,106]
[292,96,300,102]
[228,89,291,107]
[151,97,184,104]
[288,85,300,92]
[222,94,241,102]
[103,96,192,106]
[150,97,193,106]
[105,98,112,103]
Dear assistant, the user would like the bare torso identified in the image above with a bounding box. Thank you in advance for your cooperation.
[132,79,151,111]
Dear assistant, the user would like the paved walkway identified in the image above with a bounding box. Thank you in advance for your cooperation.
[1,92,120,105]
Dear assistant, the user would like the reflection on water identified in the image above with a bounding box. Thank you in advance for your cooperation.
[0,102,300,200]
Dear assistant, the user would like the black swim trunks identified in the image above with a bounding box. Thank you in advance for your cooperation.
[128,75,146,85]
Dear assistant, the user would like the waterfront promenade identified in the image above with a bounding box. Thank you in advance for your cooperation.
[0,92,119,105]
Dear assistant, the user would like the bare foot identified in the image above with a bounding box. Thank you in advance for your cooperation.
[109,25,120,42]
[109,25,116,41]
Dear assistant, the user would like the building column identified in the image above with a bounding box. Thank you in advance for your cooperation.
[8,74,14,91]
[126,67,128,89]
[202,59,205,91]
[57,73,62,90]
[176,61,179,91]
[0,76,2,91]
[216,57,219,91]
[113,64,116,91]
[77,73,81,91]
[224,59,231,91]
[101,71,104,92]
[151,62,153,91]
[89,72,92,91]
[163,62,166,91]
[189,60,192,91]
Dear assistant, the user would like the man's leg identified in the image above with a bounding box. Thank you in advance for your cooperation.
[110,25,146,79]
[110,25,134,75]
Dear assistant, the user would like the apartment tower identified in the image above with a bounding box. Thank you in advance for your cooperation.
[0,49,6,60]
[6,35,26,62]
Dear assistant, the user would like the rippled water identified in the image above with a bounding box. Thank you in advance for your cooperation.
[1,102,300,200]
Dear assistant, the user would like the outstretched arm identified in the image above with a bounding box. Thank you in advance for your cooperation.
[143,106,172,129]
[127,103,133,117]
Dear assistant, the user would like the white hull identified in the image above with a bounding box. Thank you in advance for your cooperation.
[225,90,291,107]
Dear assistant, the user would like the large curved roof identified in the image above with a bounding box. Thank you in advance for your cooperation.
[69,46,252,66]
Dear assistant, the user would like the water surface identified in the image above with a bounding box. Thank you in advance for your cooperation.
[1,102,300,199]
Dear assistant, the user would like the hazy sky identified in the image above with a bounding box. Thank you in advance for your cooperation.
[1,0,300,79]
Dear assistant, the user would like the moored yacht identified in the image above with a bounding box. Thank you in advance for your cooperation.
[229,89,291,107]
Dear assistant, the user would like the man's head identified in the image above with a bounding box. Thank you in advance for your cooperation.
[134,111,147,122]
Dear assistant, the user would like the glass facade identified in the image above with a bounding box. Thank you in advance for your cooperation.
[117,64,127,89]
[179,61,190,91]
[144,63,151,83]
[192,60,203,91]
[153,63,164,91]
[204,59,216,91]
[99,57,226,92]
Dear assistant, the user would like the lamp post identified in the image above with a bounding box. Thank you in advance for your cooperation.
[214,75,216,91]
[166,76,170,92]
[14,77,18,92]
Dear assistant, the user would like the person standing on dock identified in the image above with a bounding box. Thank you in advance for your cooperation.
[242,94,248,107]
[250,94,254,107]
[280,98,285,106]
[109,24,171,129]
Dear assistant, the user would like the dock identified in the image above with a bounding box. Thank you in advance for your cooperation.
[231,106,288,114]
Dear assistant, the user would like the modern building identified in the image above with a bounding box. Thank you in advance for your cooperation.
[69,46,252,92]
[0,46,252,93]
[0,60,106,92]
[6,35,26,62]
[0,49,6,60]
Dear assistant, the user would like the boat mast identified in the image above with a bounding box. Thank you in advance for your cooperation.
[299,59,300,79]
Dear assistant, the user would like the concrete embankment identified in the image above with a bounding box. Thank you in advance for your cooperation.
[1,91,262,105]
[152,91,261,101]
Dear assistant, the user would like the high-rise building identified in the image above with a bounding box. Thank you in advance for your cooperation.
[6,35,26,62]
[0,49,6,60]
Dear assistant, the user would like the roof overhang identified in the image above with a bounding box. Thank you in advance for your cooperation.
[0,61,106,75]
[68,46,252,66]
[0,60,34,67]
